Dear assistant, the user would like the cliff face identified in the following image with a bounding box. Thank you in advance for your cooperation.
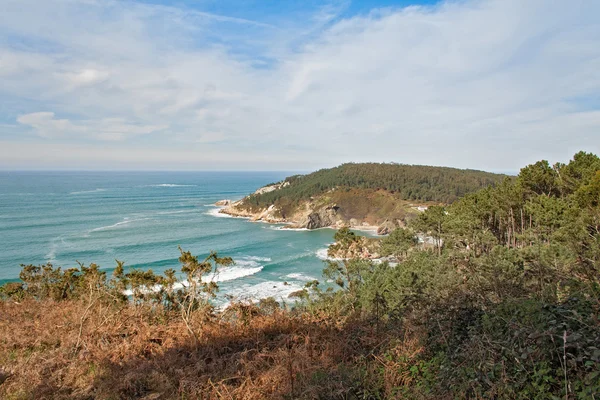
[217,162,507,231]
[218,200,343,228]
[217,186,424,232]
[297,205,341,229]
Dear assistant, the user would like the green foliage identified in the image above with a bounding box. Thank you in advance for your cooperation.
[380,227,418,258]
[2,151,599,399]
[304,151,600,399]
[333,226,359,246]
[0,249,235,313]
[242,162,507,216]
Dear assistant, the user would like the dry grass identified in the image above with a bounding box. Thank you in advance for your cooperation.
[0,299,420,399]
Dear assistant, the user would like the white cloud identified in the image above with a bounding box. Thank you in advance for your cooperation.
[63,69,110,87]
[0,0,599,170]
[17,112,165,141]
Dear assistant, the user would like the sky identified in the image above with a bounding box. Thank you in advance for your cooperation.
[0,0,599,172]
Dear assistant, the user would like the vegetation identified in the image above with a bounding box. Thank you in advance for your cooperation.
[241,162,507,217]
[0,151,599,399]
[306,151,600,398]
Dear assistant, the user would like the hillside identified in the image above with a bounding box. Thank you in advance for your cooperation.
[1,152,599,399]
[221,162,507,231]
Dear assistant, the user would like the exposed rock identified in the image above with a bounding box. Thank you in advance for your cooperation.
[254,185,278,195]
[250,204,286,223]
[327,236,381,260]
[253,181,290,195]
[214,199,231,206]
[299,205,340,229]
[377,219,398,235]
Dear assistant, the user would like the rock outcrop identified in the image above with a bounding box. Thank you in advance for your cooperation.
[217,183,426,232]
[250,204,286,223]
[297,205,341,229]
[327,236,381,259]
[377,219,397,235]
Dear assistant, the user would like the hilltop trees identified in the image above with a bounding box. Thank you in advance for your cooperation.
[308,151,600,398]
[1,151,598,399]
[379,227,418,258]
[242,162,507,216]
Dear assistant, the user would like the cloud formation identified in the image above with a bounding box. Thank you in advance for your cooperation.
[0,0,599,171]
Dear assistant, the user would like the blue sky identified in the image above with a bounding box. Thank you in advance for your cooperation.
[0,0,599,171]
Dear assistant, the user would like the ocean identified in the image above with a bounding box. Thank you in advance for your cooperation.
[0,171,337,304]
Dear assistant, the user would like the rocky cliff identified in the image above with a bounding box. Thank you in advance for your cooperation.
[215,184,425,233]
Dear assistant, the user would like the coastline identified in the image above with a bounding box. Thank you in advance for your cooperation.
[213,202,383,235]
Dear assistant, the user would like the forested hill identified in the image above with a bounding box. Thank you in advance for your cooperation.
[243,162,507,209]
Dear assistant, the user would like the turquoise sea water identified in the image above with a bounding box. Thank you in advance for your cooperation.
[0,172,337,304]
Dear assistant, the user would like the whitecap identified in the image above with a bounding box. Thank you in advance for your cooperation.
[89,217,149,233]
[266,225,309,231]
[242,256,272,262]
[146,184,197,188]
[156,210,195,215]
[122,259,265,296]
[70,188,107,195]
[45,234,68,264]
[204,208,250,219]
[203,264,263,283]
[285,273,318,281]
[315,248,329,260]
[45,244,57,264]
[225,281,304,304]
[316,247,344,261]
[204,208,231,218]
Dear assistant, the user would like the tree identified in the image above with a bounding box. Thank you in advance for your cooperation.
[413,205,446,255]
[517,160,559,197]
[380,227,418,259]
[177,247,233,344]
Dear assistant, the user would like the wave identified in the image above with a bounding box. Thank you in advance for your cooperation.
[270,226,309,231]
[156,209,196,215]
[122,256,267,296]
[45,234,72,264]
[242,256,272,262]
[204,208,230,218]
[70,188,107,195]
[204,208,250,219]
[203,264,263,283]
[89,217,149,233]
[316,246,343,261]
[315,248,329,260]
[225,281,304,304]
[45,243,57,264]
[285,272,318,281]
[146,184,197,188]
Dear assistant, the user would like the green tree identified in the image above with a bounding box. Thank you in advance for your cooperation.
[380,227,418,258]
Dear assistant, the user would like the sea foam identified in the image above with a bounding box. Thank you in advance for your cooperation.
[316,246,344,261]
[204,207,251,219]
[89,217,149,233]
[70,188,107,195]
[285,272,318,281]
[146,184,197,188]
[225,281,304,304]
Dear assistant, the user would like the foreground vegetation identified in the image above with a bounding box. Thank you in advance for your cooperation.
[1,152,599,399]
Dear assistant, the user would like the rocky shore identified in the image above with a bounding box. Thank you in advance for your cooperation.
[215,197,394,233]
[213,182,426,233]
